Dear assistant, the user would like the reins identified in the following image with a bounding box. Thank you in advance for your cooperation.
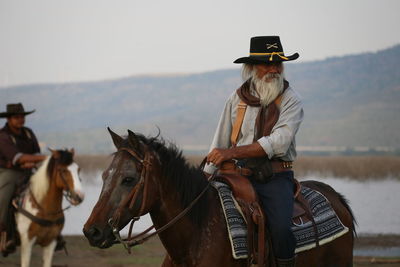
[108,146,212,253]
[14,162,77,227]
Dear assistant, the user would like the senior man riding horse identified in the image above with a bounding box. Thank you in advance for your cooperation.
[204,36,303,266]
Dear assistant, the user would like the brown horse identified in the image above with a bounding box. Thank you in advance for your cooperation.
[16,149,84,267]
[84,129,356,267]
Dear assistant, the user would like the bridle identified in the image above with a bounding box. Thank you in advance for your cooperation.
[13,160,79,226]
[107,146,153,252]
[58,165,82,205]
[107,145,212,253]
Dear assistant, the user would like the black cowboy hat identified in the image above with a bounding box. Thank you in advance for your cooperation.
[0,103,35,118]
[234,36,299,64]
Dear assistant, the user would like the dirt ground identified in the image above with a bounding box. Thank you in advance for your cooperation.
[1,235,400,267]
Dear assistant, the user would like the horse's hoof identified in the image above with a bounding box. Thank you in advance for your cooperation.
[0,240,16,257]
[55,235,66,251]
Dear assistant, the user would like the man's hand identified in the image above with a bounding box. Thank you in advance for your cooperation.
[206,148,234,167]
[206,142,267,167]
[20,162,36,169]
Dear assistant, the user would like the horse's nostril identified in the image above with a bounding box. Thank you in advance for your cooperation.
[86,226,103,241]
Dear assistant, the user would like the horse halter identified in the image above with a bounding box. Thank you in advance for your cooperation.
[55,162,83,205]
[108,145,212,253]
[107,146,153,251]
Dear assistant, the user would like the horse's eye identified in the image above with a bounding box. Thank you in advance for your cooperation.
[121,177,137,186]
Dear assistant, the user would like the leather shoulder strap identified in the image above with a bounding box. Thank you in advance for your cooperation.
[230,94,284,147]
[230,100,247,147]
[274,94,283,107]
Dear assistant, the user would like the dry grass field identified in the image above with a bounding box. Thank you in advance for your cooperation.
[75,154,400,180]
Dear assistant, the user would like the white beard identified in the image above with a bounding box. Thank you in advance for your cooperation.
[252,72,284,107]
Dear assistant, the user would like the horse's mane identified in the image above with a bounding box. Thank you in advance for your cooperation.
[123,134,210,227]
[30,156,51,203]
[30,150,74,203]
[46,150,74,178]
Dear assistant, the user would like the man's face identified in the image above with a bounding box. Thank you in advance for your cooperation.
[7,114,25,129]
[254,62,283,81]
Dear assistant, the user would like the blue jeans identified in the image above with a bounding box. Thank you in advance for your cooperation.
[250,171,296,259]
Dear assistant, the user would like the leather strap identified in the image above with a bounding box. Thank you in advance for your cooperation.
[230,94,284,147]
[13,200,65,227]
[230,100,247,147]
[270,160,293,173]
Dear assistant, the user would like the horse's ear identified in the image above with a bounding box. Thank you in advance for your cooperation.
[48,148,60,159]
[127,130,141,151]
[107,127,123,149]
[69,148,75,156]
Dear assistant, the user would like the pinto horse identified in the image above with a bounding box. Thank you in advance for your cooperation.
[84,129,356,267]
[15,149,84,267]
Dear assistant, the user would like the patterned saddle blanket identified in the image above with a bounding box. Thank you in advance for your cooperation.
[211,181,349,259]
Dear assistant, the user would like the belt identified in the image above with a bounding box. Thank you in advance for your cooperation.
[270,160,293,173]
[219,160,293,176]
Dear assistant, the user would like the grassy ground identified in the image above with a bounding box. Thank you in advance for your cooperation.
[1,235,399,266]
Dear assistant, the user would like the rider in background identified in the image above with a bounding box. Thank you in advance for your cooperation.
[0,103,45,256]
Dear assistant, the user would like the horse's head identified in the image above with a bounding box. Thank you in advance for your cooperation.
[49,148,85,205]
[83,128,160,248]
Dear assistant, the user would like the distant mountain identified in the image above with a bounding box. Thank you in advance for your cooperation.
[1,44,399,153]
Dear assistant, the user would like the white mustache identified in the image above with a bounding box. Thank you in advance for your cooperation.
[262,73,281,81]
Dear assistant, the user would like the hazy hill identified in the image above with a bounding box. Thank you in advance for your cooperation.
[1,44,399,153]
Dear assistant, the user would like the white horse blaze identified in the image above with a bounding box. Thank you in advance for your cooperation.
[67,162,85,201]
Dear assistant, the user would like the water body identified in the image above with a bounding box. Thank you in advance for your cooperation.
[299,175,400,235]
[62,172,400,256]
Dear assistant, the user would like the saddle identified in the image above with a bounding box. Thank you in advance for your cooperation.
[216,173,318,266]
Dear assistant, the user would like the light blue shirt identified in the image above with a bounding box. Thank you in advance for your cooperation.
[204,85,304,174]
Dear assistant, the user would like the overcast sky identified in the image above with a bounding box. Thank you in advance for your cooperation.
[0,0,399,87]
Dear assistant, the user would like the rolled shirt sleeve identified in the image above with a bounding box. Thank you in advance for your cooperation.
[203,92,236,174]
[257,88,304,159]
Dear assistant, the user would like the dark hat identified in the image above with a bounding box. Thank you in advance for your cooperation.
[234,36,299,64]
[0,103,35,118]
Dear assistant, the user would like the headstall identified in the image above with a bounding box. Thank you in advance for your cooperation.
[108,146,212,253]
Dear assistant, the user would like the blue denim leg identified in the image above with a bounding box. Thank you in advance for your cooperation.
[251,171,296,259]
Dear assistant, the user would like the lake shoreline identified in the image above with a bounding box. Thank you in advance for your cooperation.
[75,154,400,180]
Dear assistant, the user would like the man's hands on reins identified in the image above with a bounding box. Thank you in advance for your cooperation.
[206,142,267,167]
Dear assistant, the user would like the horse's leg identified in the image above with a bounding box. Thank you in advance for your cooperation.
[161,254,176,267]
[20,235,36,267]
[42,240,57,267]
[297,232,353,267]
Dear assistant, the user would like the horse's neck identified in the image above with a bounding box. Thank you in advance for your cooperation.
[151,205,200,262]
[29,158,64,215]
[38,181,63,213]
[149,170,219,262]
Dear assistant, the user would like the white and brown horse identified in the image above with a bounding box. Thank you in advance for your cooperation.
[15,149,84,267]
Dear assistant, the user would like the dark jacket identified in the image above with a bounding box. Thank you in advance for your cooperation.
[0,123,40,170]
